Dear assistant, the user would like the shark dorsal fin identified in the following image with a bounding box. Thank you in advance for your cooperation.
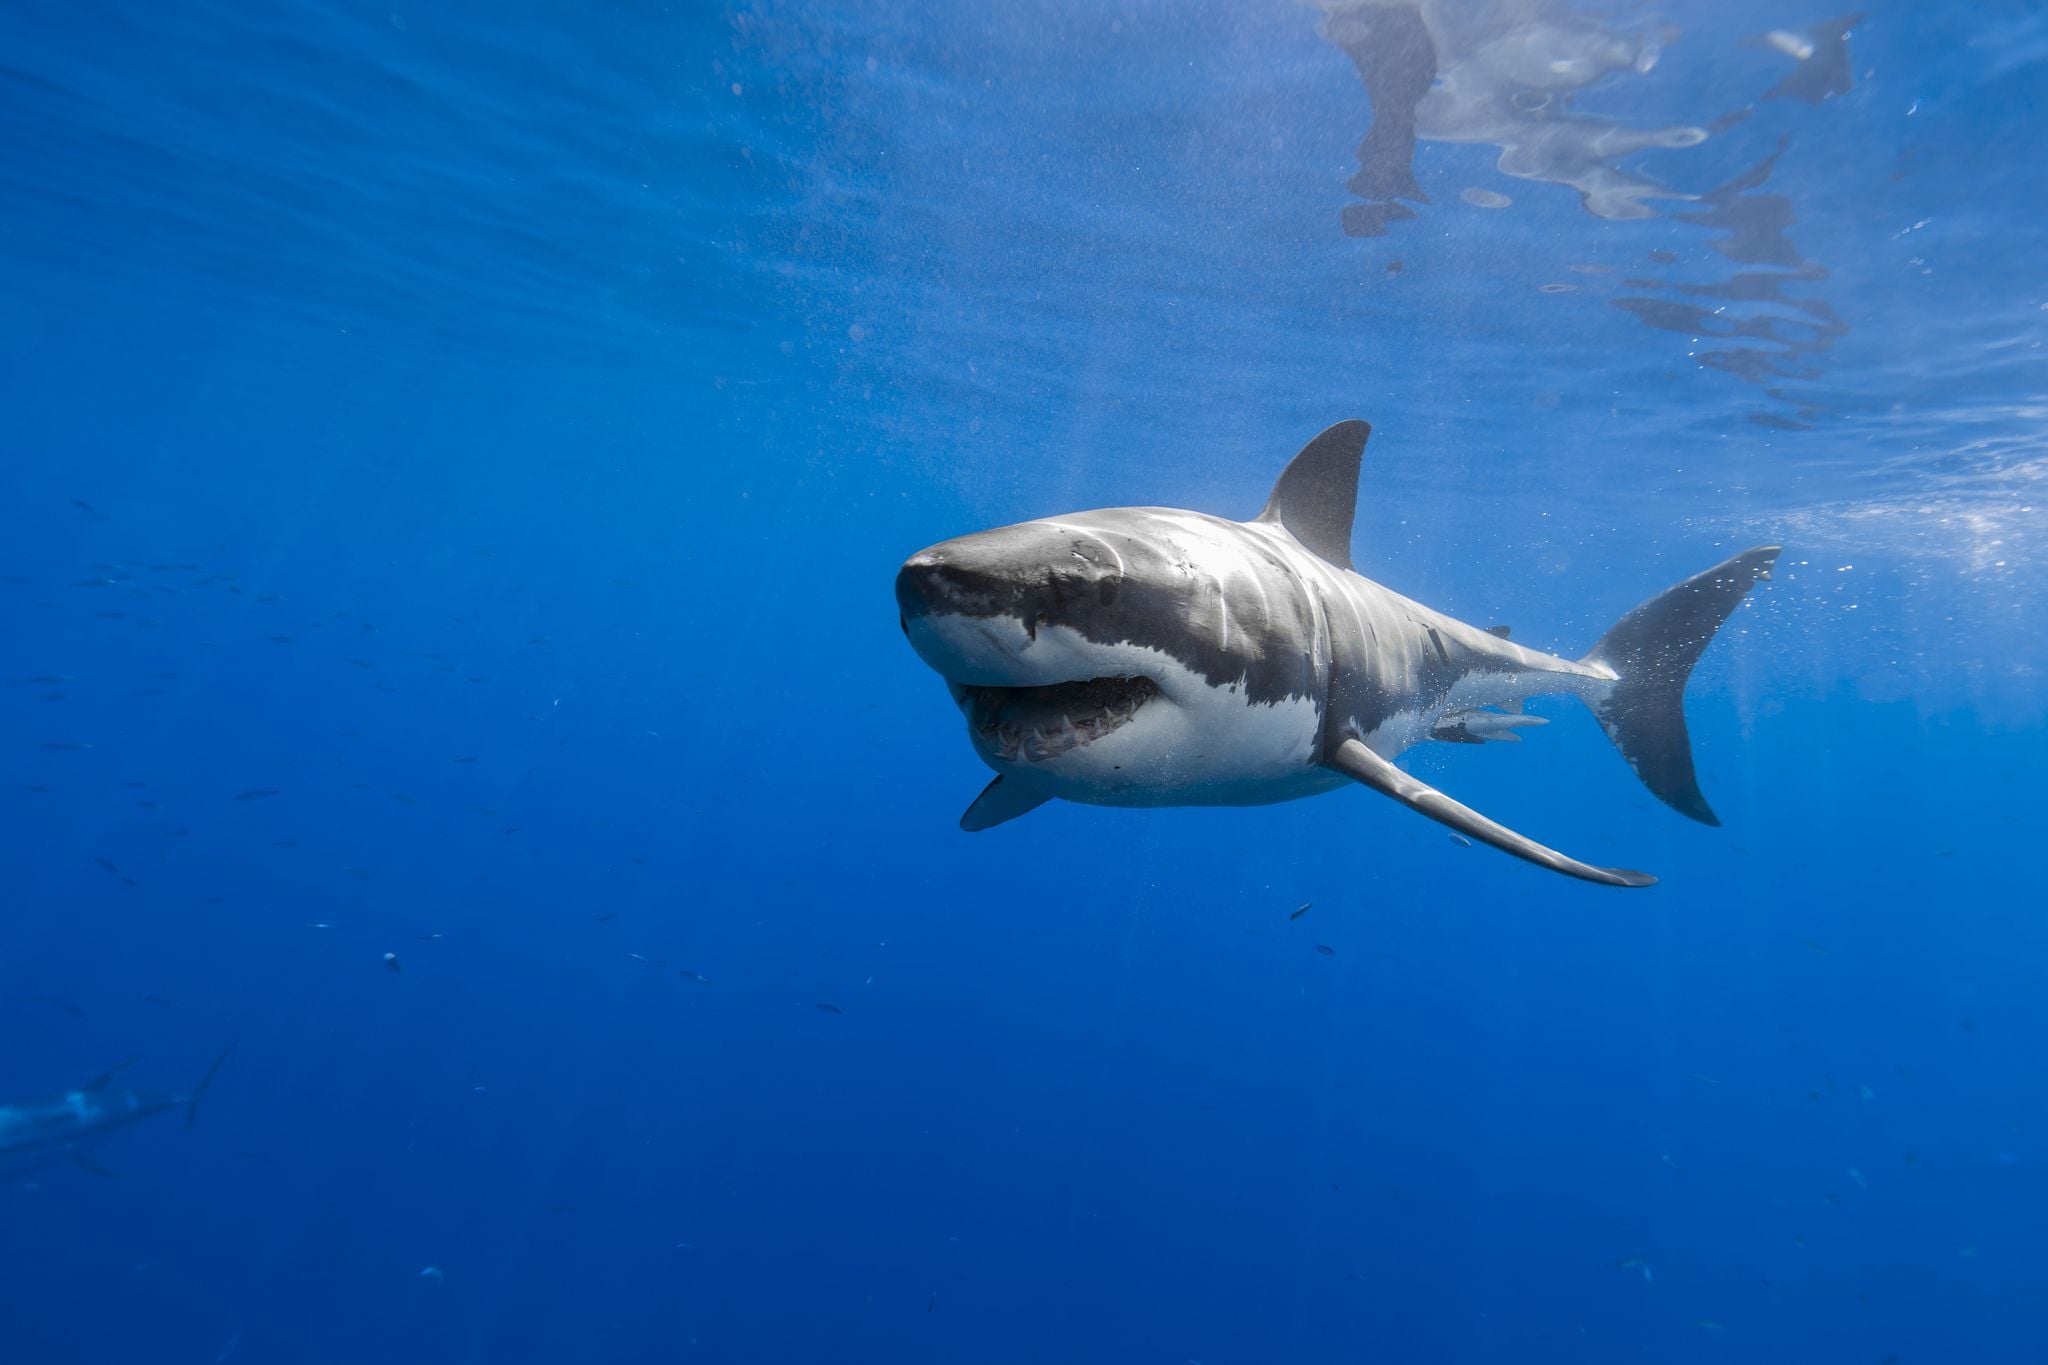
[1257,421,1370,569]
[85,1057,138,1091]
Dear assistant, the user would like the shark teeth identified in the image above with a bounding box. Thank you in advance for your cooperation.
[964,676,1160,764]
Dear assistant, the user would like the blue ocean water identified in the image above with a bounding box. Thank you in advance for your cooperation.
[2,2,2043,1361]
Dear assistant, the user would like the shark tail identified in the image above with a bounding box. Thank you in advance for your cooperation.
[1580,547,1781,826]
[185,1042,237,1132]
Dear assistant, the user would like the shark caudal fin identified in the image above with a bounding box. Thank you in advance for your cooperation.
[184,1042,237,1132]
[1581,547,1780,826]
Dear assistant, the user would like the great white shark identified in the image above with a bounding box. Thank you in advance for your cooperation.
[895,421,1777,887]
[0,1044,235,1177]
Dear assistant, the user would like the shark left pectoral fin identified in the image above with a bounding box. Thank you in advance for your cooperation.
[960,776,1052,832]
[1323,738,1655,888]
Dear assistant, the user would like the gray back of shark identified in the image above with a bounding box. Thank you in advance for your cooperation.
[896,421,1778,887]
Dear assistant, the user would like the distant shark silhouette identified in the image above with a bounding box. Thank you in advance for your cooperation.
[897,422,1776,886]
[0,1044,235,1177]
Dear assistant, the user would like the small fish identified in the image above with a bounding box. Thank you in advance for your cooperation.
[679,971,708,983]
[25,995,86,1019]
[70,499,96,513]
[1801,938,1831,955]
[235,788,281,801]
[1314,944,1335,956]
[347,659,374,669]
[594,912,618,922]
[1610,1255,1653,1283]
[1289,901,1312,920]
[1447,833,1473,848]
[383,952,402,972]
[1695,1320,1725,1331]
[1849,1166,1866,1189]
[419,1266,444,1283]
[144,995,175,1009]
[93,857,120,875]
[816,1002,843,1014]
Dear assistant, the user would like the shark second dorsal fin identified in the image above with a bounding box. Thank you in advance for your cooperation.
[1257,421,1370,569]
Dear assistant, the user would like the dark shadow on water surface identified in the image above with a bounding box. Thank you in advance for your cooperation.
[1311,1,1863,426]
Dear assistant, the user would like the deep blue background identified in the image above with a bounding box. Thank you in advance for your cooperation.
[2,3,2043,1362]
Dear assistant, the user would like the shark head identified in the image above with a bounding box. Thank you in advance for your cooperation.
[895,426,1379,812]
[895,516,1188,782]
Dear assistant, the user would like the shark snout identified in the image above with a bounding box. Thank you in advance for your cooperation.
[894,534,1036,624]
[894,546,959,622]
[896,523,1126,628]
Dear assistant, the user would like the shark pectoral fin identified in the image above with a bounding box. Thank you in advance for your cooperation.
[185,1042,237,1132]
[73,1151,115,1177]
[959,776,1052,832]
[1324,738,1656,888]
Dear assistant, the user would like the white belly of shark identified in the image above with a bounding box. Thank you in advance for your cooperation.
[895,420,1779,887]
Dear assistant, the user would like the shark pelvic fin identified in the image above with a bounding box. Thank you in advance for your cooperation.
[1324,738,1655,888]
[73,1150,115,1177]
[959,776,1052,832]
[1257,421,1370,569]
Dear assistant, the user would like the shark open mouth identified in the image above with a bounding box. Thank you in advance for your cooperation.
[961,675,1160,764]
